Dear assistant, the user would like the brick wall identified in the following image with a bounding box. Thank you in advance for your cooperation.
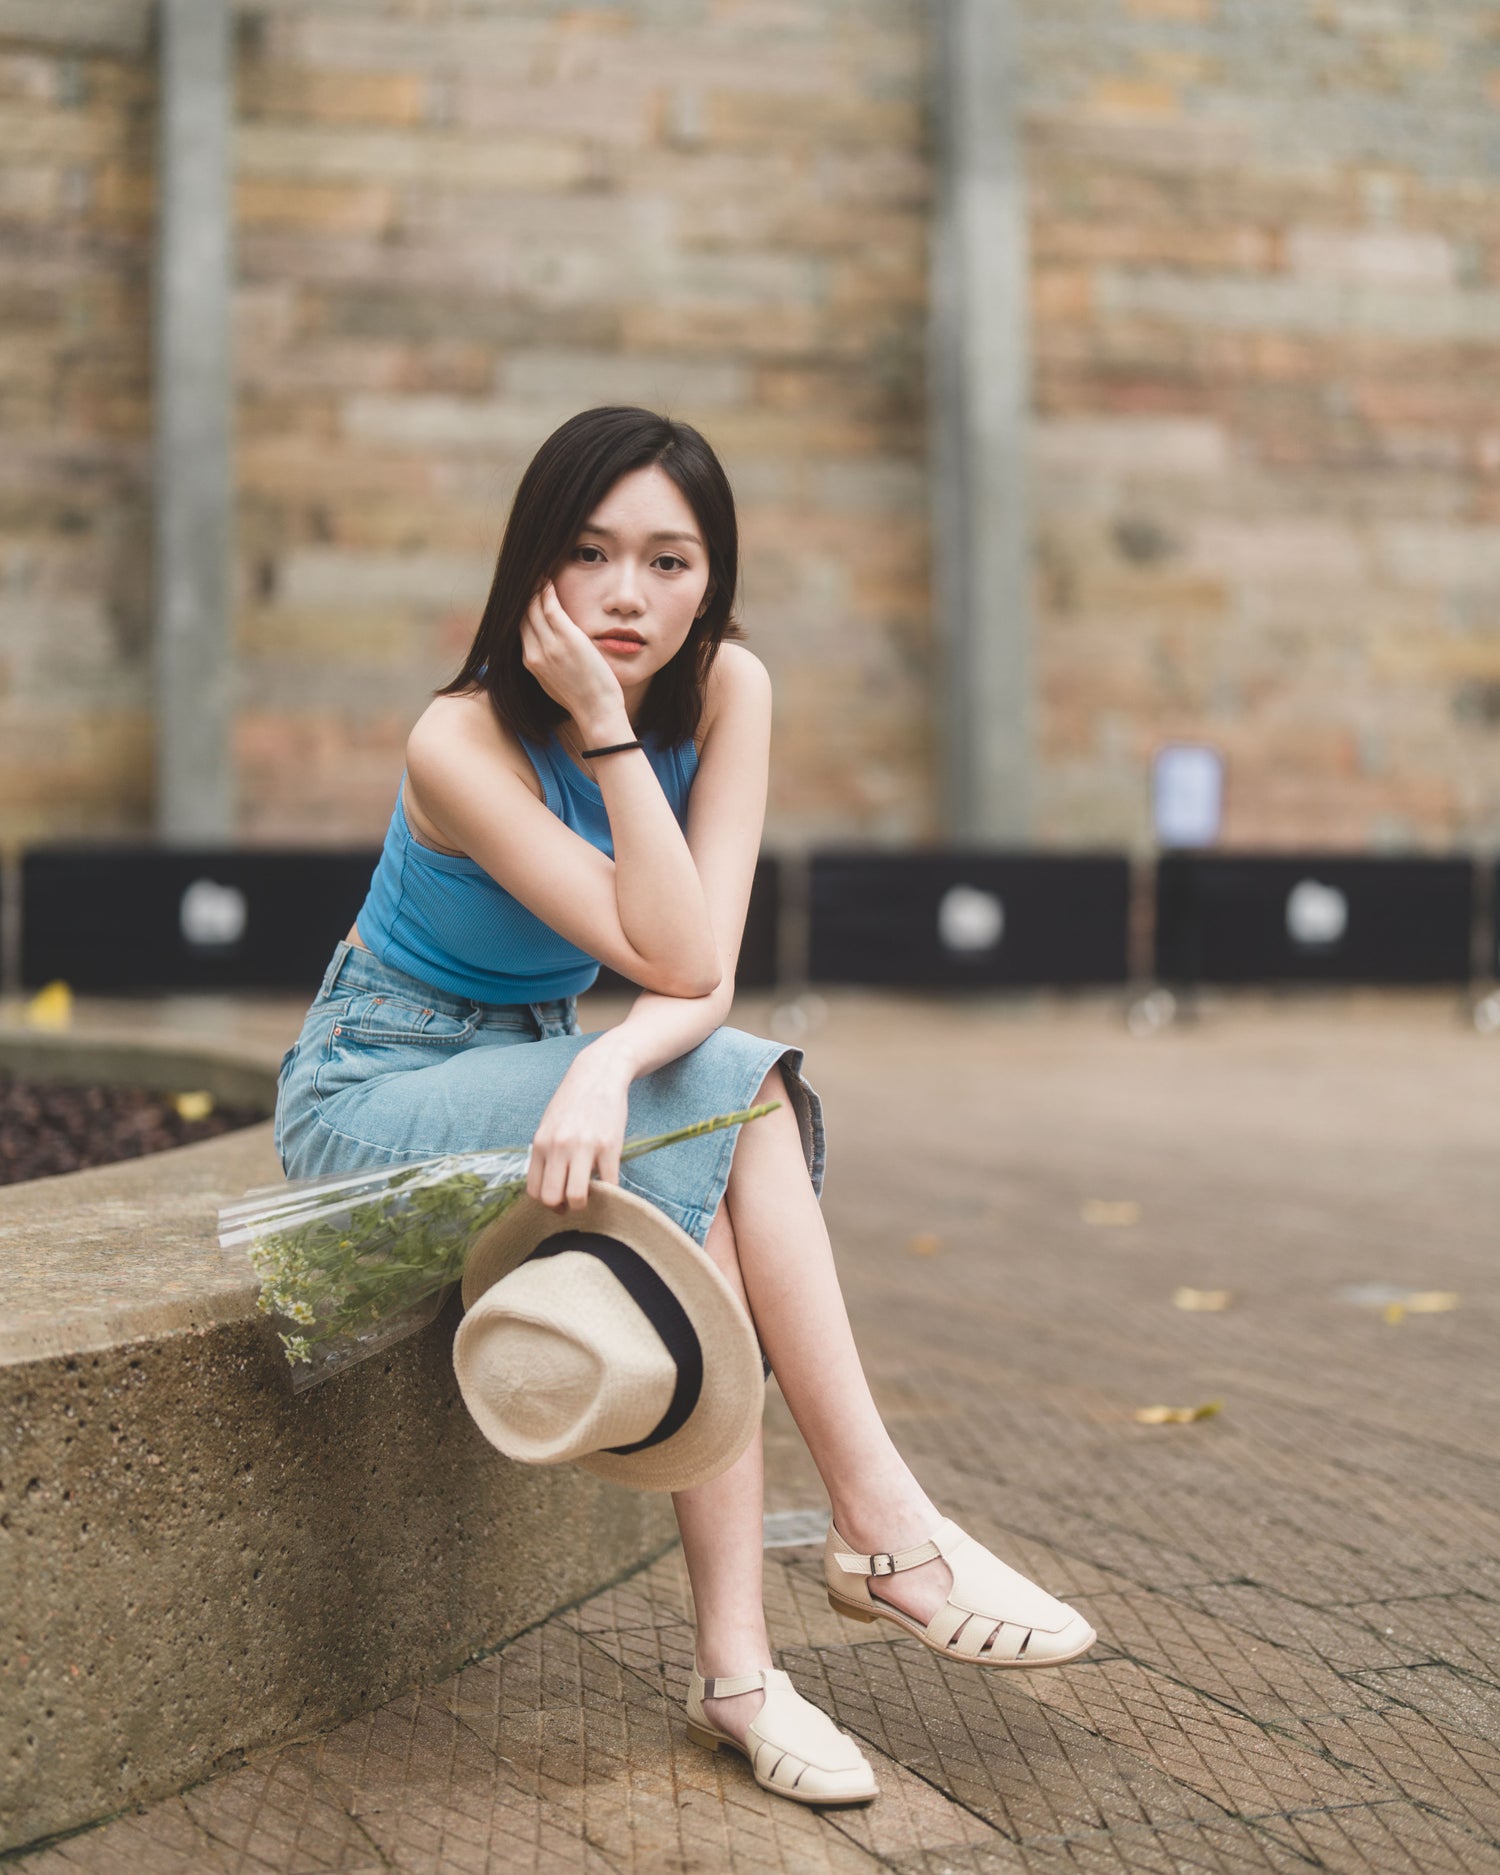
[1025,0,1500,851]
[2,0,1497,858]
[0,2,155,842]
[231,0,933,847]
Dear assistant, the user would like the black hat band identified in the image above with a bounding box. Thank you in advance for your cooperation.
[524,1231,704,1455]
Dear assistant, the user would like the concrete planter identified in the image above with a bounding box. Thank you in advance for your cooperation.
[0,1033,676,1855]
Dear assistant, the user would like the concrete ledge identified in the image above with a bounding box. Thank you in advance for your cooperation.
[0,1029,677,1854]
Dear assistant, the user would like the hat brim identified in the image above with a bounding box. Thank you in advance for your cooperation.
[456,1183,766,1493]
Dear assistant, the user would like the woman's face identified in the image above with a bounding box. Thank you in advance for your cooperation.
[550,465,712,700]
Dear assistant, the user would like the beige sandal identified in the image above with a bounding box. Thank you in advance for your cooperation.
[824,1515,1096,1667]
[684,1664,879,1805]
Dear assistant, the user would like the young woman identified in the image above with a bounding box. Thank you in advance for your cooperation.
[274,406,1095,1808]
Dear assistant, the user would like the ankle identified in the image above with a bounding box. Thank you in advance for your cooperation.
[828,1486,942,1555]
[695,1630,773,1679]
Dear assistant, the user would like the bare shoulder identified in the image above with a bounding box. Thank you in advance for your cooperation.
[698,642,772,748]
[405,690,543,855]
[408,691,538,787]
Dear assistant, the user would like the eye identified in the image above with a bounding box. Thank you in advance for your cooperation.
[654,554,688,572]
[572,544,605,563]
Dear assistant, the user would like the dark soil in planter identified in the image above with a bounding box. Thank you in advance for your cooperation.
[0,1070,269,1186]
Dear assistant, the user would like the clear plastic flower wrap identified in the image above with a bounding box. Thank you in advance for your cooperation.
[217,1104,777,1392]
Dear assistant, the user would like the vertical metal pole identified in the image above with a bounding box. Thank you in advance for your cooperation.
[929,0,1034,842]
[154,0,234,840]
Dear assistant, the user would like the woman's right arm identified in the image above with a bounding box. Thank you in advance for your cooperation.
[406,588,722,998]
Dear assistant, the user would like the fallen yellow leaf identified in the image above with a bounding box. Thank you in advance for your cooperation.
[1382,1302,1406,1326]
[1173,1288,1232,1311]
[1134,1399,1223,1425]
[25,980,73,1030]
[1405,1291,1458,1313]
[907,1232,941,1257]
[172,1090,215,1121]
[1082,1200,1142,1228]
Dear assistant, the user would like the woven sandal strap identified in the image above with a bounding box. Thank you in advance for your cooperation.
[831,1534,944,1577]
[700,1669,767,1698]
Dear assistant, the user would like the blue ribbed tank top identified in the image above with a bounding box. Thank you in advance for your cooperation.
[353,726,699,1003]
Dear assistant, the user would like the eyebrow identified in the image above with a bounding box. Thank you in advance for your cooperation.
[580,523,703,548]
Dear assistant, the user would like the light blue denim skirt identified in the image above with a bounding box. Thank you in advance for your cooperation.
[275,940,827,1262]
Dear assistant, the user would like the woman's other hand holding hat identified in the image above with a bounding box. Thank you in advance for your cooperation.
[526,1035,633,1213]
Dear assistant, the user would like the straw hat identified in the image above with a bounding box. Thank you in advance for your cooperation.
[453,1182,767,1493]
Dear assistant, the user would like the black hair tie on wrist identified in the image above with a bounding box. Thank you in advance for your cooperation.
[581,739,645,758]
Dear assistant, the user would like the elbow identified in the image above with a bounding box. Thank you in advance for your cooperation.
[662,962,724,1000]
[650,944,725,1000]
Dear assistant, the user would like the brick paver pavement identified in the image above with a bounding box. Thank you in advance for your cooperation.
[12,991,1500,1873]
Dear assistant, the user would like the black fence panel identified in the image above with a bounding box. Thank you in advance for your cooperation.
[1154,854,1474,986]
[809,852,1130,988]
[21,847,380,992]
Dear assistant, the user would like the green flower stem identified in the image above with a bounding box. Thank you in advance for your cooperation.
[618,1100,780,1162]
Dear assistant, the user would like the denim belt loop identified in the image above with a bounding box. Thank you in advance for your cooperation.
[526,997,576,1040]
[319,940,354,1001]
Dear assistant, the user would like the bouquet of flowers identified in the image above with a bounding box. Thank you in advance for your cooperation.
[218,1103,777,1392]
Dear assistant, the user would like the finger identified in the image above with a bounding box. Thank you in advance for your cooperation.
[563,1147,594,1212]
[528,1142,557,1205]
[536,1144,569,1211]
[538,581,578,636]
[597,1146,621,1188]
[524,592,551,641]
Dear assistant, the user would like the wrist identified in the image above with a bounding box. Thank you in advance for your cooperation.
[583,1026,641,1083]
[573,709,633,748]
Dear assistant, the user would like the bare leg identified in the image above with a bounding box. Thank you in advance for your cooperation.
[673,1059,1008,1736]
[671,1199,770,1747]
[716,1066,966,1637]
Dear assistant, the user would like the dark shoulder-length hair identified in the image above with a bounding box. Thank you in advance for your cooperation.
[435,405,744,747]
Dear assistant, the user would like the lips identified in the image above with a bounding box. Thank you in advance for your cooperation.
[596,630,645,646]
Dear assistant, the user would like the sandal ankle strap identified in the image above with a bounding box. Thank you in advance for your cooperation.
[830,1519,957,1578]
[825,1515,967,1575]
[696,1667,768,1698]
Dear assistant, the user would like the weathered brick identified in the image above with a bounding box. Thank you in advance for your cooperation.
[238,64,429,128]
[0,0,150,55]
[263,546,487,616]
[448,77,655,145]
[1033,418,1232,477]
[1088,76,1182,120]
[499,349,751,410]
[1126,0,1213,18]
[235,122,591,191]
[704,90,921,149]
[236,178,396,235]
[235,607,414,666]
[1379,525,1500,588]
[1284,225,1457,287]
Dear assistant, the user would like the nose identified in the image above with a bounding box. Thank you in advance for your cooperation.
[605,557,645,615]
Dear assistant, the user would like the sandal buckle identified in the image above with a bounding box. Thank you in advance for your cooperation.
[869,1552,898,1576]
